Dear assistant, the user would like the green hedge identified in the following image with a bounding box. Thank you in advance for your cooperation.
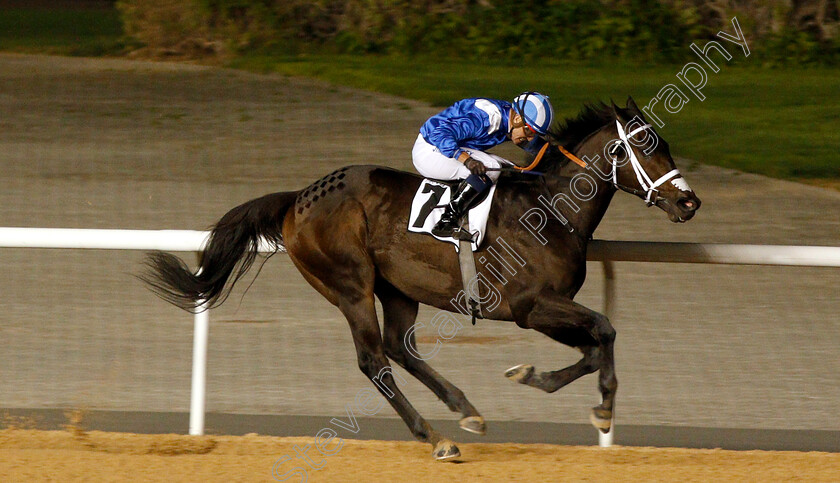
[117,0,840,65]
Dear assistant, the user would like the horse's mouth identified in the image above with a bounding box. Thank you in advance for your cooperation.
[663,194,701,223]
[668,211,688,223]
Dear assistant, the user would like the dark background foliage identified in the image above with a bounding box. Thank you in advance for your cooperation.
[117,0,840,64]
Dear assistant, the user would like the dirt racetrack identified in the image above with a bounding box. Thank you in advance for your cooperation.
[2,429,839,482]
[1,52,839,482]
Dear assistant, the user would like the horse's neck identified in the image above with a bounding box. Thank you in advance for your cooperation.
[543,136,616,239]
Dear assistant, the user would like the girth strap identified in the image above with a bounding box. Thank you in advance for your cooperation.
[457,215,482,325]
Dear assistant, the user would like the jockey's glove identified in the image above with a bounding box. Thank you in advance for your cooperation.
[464,157,486,176]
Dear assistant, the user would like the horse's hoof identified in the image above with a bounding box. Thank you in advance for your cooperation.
[432,439,461,461]
[504,364,534,384]
[590,407,612,433]
[459,416,486,435]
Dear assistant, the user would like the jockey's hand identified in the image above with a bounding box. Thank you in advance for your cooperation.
[464,157,486,176]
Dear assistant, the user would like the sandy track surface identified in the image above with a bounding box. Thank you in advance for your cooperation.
[0,53,838,440]
[2,429,839,482]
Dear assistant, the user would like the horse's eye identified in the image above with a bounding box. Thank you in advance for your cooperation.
[608,142,625,160]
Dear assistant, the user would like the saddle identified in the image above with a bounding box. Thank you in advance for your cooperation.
[407,179,496,251]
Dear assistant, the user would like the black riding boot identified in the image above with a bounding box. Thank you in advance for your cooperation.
[432,179,486,238]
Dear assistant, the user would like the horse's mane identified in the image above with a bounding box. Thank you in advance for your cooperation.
[548,102,614,151]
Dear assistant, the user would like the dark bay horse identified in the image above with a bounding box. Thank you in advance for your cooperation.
[142,97,700,460]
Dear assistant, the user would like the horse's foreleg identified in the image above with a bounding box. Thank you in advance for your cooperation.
[338,295,460,460]
[509,294,617,433]
[376,280,486,435]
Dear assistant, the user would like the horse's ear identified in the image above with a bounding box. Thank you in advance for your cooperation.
[610,99,620,117]
[626,96,641,115]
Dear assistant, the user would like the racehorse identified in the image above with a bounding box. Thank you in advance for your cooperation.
[142,97,700,460]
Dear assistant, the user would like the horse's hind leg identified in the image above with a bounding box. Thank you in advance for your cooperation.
[285,206,459,460]
[508,292,617,433]
[506,344,600,394]
[376,279,486,435]
[338,293,460,460]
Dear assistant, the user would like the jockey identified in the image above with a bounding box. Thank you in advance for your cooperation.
[412,92,554,237]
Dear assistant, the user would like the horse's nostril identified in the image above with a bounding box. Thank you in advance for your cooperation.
[678,199,697,211]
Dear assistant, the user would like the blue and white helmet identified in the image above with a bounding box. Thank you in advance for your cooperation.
[512,92,554,135]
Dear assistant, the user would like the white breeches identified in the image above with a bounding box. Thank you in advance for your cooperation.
[411,134,512,182]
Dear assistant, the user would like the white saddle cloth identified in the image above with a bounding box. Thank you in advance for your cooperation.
[407,179,496,252]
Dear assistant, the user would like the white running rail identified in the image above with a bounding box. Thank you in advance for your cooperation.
[1,227,839,444]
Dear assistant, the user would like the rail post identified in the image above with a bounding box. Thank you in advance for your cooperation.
[599,261,616,447]
[189,304,209,435]
[189,252,210,436]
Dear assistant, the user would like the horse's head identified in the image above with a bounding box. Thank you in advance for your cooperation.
[607,97,701,222]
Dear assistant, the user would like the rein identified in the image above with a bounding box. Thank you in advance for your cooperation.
[557,145,588,168]
[513,139,551,172]
[513,140,588,173]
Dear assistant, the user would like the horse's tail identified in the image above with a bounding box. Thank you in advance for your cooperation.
[141,191,299,312]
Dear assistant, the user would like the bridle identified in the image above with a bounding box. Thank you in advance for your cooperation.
[525,114,685,208]
[550,118,682,207]
[607,120,681,207]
